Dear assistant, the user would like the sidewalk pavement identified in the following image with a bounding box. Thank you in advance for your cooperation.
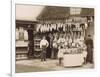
[16,59,94,73]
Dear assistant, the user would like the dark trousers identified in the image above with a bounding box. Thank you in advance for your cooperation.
[86,46,93,63]
[41,46,47,61]
[59,58,63,65]
[51,48,58,59]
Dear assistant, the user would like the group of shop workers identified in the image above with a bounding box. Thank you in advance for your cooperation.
[39,33,93,65]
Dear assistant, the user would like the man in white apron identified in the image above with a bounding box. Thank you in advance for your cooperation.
[40,36,49,61]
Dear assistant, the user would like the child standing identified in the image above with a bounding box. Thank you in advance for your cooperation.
[58,46,65,66]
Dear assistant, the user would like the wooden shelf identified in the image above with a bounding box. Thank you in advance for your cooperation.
[16,41,28,47]
[16,57,28,60]
[34,36,41,53]
[34,39,41,41]
[34,49,41,51]
[34,44,40,46]
[16,45,28,47]
[16,51,28,54]
[16,41,28,60]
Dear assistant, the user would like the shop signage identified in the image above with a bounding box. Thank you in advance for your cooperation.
[66,17,87,23]
[70,7,81,15]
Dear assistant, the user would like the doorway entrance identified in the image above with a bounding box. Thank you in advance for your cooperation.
[46,34,52,58]
[27,26,34,59]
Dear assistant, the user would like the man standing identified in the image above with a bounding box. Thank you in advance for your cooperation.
[40,36,49,61]
[85,35,93,63]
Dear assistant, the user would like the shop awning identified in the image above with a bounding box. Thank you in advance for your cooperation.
[37,6,70,20]
[37,6,94,20]
[16,20,38,30]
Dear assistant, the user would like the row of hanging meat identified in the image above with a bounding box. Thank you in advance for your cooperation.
[36,23,88,33]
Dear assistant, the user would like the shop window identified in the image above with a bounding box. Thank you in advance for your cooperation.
[19,27,24,41]
[16,27,28,41]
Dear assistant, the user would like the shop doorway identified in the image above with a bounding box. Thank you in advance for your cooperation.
[28,29,33,41]
[27,29,34,58]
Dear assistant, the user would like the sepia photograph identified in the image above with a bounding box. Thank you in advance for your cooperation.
[15,4,94,73]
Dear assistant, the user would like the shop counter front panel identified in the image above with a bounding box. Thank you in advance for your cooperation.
[63,54,84,67]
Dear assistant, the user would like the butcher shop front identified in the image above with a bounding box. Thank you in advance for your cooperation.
[16,6,94,67]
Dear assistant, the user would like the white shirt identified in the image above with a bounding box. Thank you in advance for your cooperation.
[85,23,88,29]
[57,37,65,43]
[58,48,65,58]
[40,39,49,48]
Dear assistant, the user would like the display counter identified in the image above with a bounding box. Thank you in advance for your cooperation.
[63,48,87,67]
[63,53,84,67]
